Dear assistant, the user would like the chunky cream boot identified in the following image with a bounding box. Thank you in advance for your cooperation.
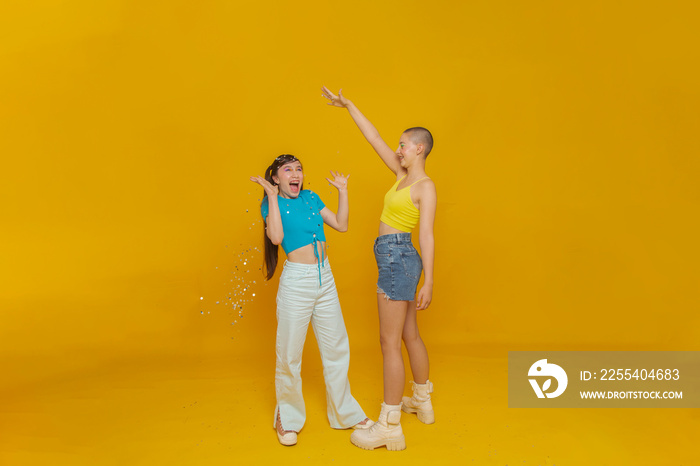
[350,402,406,451]
[401,380,435,424]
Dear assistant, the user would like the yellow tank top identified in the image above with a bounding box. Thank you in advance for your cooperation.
[380,176,429,232]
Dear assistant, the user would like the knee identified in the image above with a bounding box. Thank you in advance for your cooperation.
[402,330,422,346]
[319,344,349,366]
[277,355,302,374]
[277,345,303,371]
[379,334,402,354]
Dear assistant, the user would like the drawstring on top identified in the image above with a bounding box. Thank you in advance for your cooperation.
[312,236,324,286]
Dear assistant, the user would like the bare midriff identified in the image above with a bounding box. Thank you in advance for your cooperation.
[378,221,408,236]
[285,241,327,264]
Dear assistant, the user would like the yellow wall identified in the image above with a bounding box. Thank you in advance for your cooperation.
[2,0,699,388]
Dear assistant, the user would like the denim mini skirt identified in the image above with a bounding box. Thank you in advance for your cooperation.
[374,233,423,301]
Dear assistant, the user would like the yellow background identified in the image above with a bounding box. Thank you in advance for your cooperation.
[1,1,698,465]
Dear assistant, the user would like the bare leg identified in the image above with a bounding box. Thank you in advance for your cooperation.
[402,299,429,384]
[377,294,409,405]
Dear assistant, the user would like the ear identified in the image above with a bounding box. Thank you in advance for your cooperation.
[272,175,279,185]
[416,143,424,156]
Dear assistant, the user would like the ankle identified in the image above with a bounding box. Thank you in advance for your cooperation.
[276,412,295,435]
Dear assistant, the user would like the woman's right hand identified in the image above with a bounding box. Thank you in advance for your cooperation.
[321,86,350,108]
[249,176,278,198]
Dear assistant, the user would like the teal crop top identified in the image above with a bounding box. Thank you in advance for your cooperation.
[261,190,327,255]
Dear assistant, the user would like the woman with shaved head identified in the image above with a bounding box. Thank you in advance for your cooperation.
[323,87,437,451]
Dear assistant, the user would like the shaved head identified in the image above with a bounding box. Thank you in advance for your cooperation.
[403,127,434,157]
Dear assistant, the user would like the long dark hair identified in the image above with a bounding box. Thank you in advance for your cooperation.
[261,154,303,280]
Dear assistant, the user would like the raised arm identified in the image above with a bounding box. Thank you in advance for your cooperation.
[415,180,437,310]
[322,86,403,175]
[320,170,350,232]
[249,176,284,244]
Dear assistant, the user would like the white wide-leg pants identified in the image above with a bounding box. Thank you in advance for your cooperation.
[273,259,366,432]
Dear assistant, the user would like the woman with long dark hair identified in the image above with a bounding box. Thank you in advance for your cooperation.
[322,87,437,451]
[250,154,371,446]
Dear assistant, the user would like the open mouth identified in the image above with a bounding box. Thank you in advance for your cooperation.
[289,180,300,194]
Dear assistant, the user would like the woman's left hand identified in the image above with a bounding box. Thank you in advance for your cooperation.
[326,170,350,192]
[416,286,433,310]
